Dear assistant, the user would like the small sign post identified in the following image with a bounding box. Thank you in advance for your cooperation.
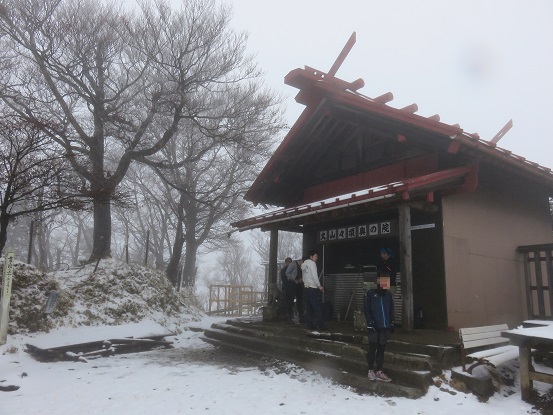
[0,249,15,345]
[44,290,59,316]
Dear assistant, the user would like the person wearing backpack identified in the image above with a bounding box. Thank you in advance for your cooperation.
[285,258,304,324]
[280,257,294,323]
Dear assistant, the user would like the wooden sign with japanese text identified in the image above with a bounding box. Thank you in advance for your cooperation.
[318,219,398,243]
[0,249,15,344]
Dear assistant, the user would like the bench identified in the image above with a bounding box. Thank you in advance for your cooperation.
[459,324,519,374]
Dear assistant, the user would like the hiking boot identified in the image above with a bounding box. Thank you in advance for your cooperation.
[376,370,391,382]
[367,370,376,381]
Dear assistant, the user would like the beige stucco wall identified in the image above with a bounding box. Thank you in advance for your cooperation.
[442,181,552,330]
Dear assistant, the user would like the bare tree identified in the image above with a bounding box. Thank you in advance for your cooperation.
[249,229,303,262]
[0,117,82,257]
[65,210,93,266]
[112,162,176,268]
[153,100,282,286]
[0,0,279,261]
[216,238,262,290]
[44,209,87,269]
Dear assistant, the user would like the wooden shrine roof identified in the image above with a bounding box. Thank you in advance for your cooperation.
[245,66,553,209]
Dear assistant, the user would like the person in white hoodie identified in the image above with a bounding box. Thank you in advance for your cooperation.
[301,250,326,331]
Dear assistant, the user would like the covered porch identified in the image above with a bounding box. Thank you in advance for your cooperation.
[233,35,553,333]
[232,166,478,332]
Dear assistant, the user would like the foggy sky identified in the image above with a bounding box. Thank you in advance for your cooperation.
[228,0,553,169]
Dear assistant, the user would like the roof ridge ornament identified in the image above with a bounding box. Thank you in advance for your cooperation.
[300,32,365,92]
[327,32,357,78]
[489,119,513,146]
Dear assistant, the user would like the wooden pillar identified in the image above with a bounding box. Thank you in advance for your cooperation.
[399,204,414,332]
[533,249,545,317]
[268,228,279,305]
[519,343,532,401]
[545,249,553,318]
[521,251,533,317]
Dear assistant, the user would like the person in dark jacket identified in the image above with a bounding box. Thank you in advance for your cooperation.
[280,258,293,322]
[285,259,304,323]
[363,274,394,382]
[377,247,396,289]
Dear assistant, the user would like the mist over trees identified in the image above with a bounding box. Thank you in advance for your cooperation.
[0,0,285,287]
[250,229,303,262]
[0,116,84,258]
[195,231,303,310]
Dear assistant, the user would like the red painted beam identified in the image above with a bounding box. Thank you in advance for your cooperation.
[328,32,357,77]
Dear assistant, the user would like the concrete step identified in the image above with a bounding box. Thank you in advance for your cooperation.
[305,331,442,373]
[212,321,434,376]
[386,339,459,369]
[223,318,459,368]
[202,322,433,397]
[201,328,427,399]
[220,318,450,373]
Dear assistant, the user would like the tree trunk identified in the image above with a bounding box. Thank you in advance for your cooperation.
[73,224,82,266]
[55,247,62,270]
[89,198,112,262]
[166,234,184,287]
[0,214,9,258]
[36,220,48,271]
[180,200,201,288]
[181,232,198,288]
[166,206,185,286]
[154,251,165,270]
[166,200,199,288]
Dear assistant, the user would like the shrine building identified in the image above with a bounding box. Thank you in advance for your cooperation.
[231,35,553,331]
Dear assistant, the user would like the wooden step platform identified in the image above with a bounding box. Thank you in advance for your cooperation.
[201,316,461,399]
[26,322,174,362]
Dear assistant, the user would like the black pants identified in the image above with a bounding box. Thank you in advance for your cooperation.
[295,283,304,321]
[285,281,296,319]
[366,328,390,371]
[303,287,324,329]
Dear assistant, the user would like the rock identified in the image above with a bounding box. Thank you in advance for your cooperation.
[440,387,457,395]
[0,385,20,392]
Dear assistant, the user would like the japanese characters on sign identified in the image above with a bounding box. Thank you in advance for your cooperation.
[318,219,397,243]
[0,249,15,344]
[44,290,59,315]
[1,250,14,306]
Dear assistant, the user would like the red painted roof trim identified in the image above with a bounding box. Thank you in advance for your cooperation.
[247,67,553,204]
[307,80,463,137]
[233,166,476,232]
[453,133,553,179]
[245,68,464,203]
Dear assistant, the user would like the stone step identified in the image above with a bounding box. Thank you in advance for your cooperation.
[213,321,434,376]
[219,319,447,373]
[223,318,459,368]
[386,339,459,369]
[201,328,427,399]
[203,322,432,395]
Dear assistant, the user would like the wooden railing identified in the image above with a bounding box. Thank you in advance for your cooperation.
[207,285,266,316]
[517,243,553,320]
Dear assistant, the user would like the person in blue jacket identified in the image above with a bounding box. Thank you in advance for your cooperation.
[363,273,395,382]
[377,247,396,290]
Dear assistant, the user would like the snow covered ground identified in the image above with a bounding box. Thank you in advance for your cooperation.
[1,259,550,414]
[0,316,546,415]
